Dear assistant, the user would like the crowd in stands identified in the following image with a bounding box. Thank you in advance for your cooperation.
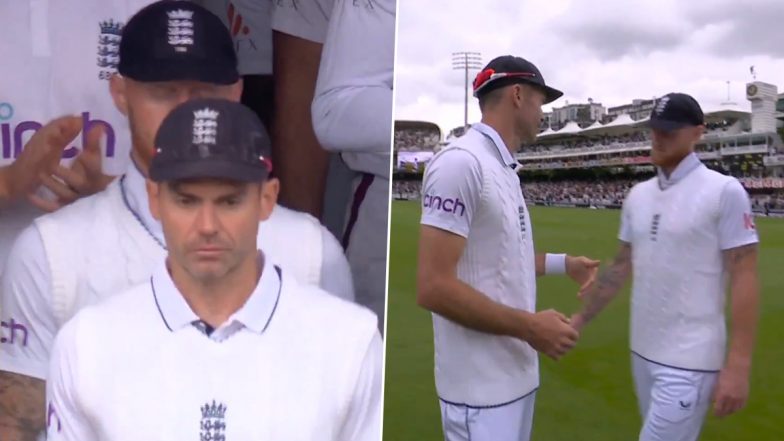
[523,180,782,211]
[751,192,784,211]
[392,180,422,197]
[524,132,650,155]
[718,155,770,178]
[395,128,440,151]
[447,125,469,139]
[522,179,636,206]
[521,151,650,170]
[393,176,783,213]
[520,154,774,178]
[705,119,734,132]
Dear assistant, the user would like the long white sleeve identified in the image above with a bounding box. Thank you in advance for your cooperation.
[311,0,395,154]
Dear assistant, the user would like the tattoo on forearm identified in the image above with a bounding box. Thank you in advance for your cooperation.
[0,371,46,441]
[581,244,632,322]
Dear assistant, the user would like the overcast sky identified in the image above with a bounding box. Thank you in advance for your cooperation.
[393,0,784,135]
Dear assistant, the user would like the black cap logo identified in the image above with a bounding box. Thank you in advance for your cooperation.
[192,108,219,145]
[653,96,670,116]
[167,9,195,53]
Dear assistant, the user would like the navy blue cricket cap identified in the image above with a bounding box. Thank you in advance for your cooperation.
[648,93,704,132]
[118,0,239,85]
[149,98,272,183]
[473,55,564,104]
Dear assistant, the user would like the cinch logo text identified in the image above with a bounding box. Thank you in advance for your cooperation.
[423,194,465,216]
[0,106,116,160]
[0,318,29,347]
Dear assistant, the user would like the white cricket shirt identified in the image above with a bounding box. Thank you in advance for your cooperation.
[620,153,759,371]
[0,159,354,381]
[311,0,395,179]
[0,0,154,277]
[46,255,382,440]
[420,123,539,407]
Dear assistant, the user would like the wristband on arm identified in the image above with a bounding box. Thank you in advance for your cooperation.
[545,253,567,275]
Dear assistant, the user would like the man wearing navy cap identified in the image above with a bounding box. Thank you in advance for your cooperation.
[417,55,599,441]
[45,98,381,441]
[0,2,353,439]
[573,92,760,441]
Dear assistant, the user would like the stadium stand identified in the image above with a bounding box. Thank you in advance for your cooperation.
[394,120,441,152]
[393,87,784,216]
[393,120,442,174]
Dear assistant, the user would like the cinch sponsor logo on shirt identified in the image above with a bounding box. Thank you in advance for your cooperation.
[0,318,29,347]
[423,194,465,216]
[0,104,116,160]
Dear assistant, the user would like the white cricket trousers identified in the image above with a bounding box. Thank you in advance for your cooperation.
[633,352,719,441]
[439,391,536,441]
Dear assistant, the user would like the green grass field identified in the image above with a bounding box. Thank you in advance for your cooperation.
[383,201,784,441]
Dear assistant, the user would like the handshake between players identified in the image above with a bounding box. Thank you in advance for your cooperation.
[524,254,600,361]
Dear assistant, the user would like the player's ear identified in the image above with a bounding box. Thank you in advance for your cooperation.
[512,84,525,109]
[258,177,279,222]
[511,83,533,108]
[110,74,129,116]
[147,180,162,221]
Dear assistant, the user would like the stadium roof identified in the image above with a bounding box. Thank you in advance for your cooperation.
[703,106,750,123]
[556,121,583,135]
[579,113,645,136]
[582,120,604,131]
[537,121,584,139]
[602,113,636,127]
[395,120,442,135]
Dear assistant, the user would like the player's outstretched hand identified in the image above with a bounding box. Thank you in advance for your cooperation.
[28,121,115,212]
[524,309,579,361]
[566,255,600,298]
[4,115,81,205]
[712,365,750,418]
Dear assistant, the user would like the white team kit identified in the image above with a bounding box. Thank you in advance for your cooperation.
[46,254,382,440]
[0,158,353,381]
[273,0,395,330]
[0,0,154,276]
[620,152,759,441]
[421,123,539,441]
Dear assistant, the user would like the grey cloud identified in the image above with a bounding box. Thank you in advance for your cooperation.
[557,22,687,60]
[392,0,784,127]
[396,67,472,107]
[686,1,784,58]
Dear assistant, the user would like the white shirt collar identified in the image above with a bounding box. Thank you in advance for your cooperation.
[471,122,519,169]
[150,252,282,338]
[123,158,166,246]
[656,152,703,190]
